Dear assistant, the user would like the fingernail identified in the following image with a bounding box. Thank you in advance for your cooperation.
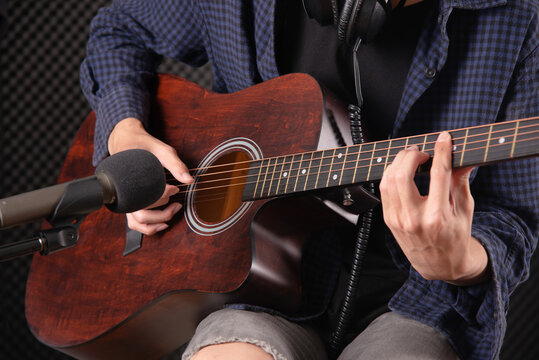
[437,131,451,142]
[156,224,169,232]
[181,172,193,182]
[173,203,182,213]
[406,145,419,151]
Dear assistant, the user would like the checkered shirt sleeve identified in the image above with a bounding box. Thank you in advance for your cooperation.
[80,0,208,165]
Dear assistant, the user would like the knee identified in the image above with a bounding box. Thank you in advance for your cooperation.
[191,342,273,360]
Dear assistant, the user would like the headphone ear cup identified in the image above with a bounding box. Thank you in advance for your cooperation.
[340,0,391,45]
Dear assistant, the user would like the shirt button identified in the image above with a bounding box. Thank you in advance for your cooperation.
[425,67,437,78]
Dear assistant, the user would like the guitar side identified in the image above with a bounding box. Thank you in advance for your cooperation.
[25,73,345,359]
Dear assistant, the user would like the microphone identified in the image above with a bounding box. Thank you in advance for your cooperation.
[0,149,166,229]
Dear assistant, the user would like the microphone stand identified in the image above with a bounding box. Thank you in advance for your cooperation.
[0,176,105,262]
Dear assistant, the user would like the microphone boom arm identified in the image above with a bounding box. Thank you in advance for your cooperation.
[0,176,105,262]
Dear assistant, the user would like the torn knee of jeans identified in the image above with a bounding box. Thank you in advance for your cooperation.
[182,336,287,360]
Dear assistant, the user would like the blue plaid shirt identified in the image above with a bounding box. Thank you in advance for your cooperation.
[80,1,539,359]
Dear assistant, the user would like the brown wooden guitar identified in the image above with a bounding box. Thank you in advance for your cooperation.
[25,73,538,359]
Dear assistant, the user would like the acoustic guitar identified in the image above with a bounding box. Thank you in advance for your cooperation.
[25,73,538,359]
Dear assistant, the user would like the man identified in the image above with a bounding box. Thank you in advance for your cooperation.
[80,0,538,359]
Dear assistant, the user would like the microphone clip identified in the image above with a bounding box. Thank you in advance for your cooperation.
[0,176,104,262]
[40,176,105,256]
[47,176,104,227]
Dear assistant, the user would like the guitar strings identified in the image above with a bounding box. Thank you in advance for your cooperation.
[161,116,537,180]
[169,131,539,201]
[167,134,539,201]
[167,125,539,188]
[164,125,539,190]
[172,132,539,205]
[165,120,538,183]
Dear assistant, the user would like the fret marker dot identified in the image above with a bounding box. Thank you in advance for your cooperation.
[338,153,343,159]
[376,157,382,163]
[498,137,506,144]
[301,169,306,174]
[333,174,338,180]
[283,172,288,177]
[453,145,457,151]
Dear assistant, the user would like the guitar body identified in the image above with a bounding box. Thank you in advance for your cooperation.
[25,74,357,359]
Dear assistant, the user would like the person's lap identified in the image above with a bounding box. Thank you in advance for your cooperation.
[182,309,459,360]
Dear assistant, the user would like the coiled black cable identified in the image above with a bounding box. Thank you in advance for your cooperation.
[327,39,377,359]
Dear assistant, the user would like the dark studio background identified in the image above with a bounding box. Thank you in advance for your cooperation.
[0,1,537,359]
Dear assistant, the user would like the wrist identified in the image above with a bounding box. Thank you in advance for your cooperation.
[108,117,145,154]
[446,237,491,286]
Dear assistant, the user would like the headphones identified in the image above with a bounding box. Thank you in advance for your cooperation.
[302,0,398,45]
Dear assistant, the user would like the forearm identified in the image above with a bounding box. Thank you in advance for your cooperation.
[79,0,207,165]
[80,4,161,164]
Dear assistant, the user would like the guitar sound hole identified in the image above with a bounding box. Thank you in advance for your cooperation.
[194,151,250,223]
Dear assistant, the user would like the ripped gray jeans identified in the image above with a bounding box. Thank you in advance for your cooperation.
[181,308,459,360]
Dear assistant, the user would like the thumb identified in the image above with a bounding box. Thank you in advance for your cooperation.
[155,143,194,184]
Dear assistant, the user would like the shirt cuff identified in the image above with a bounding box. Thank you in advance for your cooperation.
[93,86,151,165]
[388,224,506,359]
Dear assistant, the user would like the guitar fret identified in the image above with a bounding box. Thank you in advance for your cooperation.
[270,156,285,196]
[369,140,391,181]
[303,151,315,191]
[255,159,271,199]
[277,155,294,195]
[449,129,466,167]
[406,134,426,149]
[242,159,262,201]
[400,135,427,173]
[342,145,359,185]
[484,122,515,164]
[483,124,493,163]
[510,120,520,158]
[354,143,373,183]
[317,149,334,189]
[293,153,305,192]
[263,158,277,197]
[285,154,302,194]
[338,147,349,186]
[387,138,407,171]
[424,133,439,155]
[274,156,285,195]
[512,117,539,158]
[252,160,264,199]
[366,142,376,182]
[383,139,393,172]
[325,149,338,188]
[305,151,323,191]
[461,126,490,167]
[352,143,363,183]
[296,152,312,192]
[329,148,346,186]
[460,129,469,167]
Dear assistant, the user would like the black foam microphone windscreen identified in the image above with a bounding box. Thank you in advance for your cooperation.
[95,149,166,213]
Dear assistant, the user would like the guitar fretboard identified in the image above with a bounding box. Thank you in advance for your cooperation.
[242,117,538,201]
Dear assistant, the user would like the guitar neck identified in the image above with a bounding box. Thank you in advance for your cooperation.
[242,116,539,201]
